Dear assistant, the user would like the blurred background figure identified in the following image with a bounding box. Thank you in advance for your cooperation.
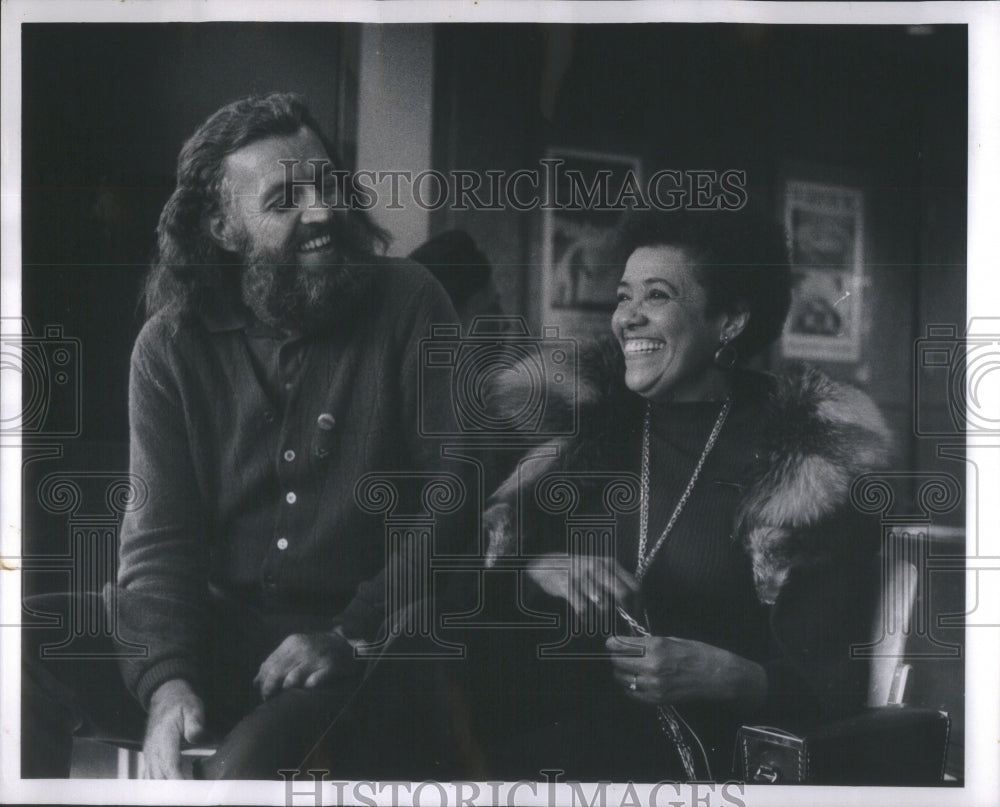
[411,230,504,332]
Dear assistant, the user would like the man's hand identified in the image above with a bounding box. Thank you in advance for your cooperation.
[142,678,206,779]
[253,630,356,700]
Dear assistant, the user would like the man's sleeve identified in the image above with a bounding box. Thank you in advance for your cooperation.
[333,274,473,641]
[104,327,210,709]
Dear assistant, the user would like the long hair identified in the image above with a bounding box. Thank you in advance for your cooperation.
[144,92,390,319]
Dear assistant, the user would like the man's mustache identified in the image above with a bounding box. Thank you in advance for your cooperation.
[296,215,370,262]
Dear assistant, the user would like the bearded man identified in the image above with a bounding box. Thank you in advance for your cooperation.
[22,92,467,780]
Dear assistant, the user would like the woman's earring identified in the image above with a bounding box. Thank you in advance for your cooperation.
[714,335,738,369]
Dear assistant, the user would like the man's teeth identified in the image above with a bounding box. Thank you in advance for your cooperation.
[623,339,665,355]
[299,234,332,252]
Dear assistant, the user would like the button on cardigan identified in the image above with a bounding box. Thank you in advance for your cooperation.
[107,258,465,708]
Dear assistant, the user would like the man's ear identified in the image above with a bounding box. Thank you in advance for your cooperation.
[205,209,240,253]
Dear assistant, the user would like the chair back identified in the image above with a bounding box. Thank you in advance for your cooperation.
[866,559,918,707]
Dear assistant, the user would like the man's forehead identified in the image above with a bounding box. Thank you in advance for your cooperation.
[221,127,334,192]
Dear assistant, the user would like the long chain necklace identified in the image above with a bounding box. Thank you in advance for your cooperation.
[635,394,732,582]
[628,393,732,780]
[620,608,705,779]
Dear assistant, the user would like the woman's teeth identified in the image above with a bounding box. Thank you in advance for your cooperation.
[623,339,665,355]
[299,234,332,253]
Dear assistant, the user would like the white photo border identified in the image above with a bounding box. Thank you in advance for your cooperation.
[2,2,997,806]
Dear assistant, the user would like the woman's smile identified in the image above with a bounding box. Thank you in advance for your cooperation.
[622,338,666,355]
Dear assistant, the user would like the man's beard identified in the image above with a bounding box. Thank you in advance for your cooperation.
[238,225,372,333]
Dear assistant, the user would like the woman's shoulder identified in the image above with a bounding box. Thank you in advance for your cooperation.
[734,365,892,463]
[781,366,890,466]
[735,363,893,603]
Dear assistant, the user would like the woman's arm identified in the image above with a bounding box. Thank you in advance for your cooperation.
[526,552,638,616]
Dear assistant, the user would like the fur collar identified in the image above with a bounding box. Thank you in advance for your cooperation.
[736,363,892,601]
[486,336,892,603]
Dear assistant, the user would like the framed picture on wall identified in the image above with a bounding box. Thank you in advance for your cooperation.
[781,180,865,362]
[541,148,642,335]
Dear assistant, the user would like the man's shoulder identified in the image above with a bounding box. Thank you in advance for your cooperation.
[131,306,206,366]
[364,255,458,332]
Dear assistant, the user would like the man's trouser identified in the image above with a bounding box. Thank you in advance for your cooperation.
[21,589,366,779]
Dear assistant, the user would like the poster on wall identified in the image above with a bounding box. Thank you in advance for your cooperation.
[781,180,865,362]
[541,148,642,335]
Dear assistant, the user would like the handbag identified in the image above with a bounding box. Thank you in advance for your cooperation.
[736,706,950,785]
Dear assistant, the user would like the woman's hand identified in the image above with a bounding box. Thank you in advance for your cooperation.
[527,553,638,617]
[607,635,767,714]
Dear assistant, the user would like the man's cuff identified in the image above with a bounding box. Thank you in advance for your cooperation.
[134,659,202,711]
[331,597,382,644]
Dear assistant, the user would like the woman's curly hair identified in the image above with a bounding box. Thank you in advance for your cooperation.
[144,92,389,319]
[613,207,792,360]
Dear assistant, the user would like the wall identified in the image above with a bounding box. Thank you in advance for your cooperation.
[356,24,435,256]
[431,23,967,498]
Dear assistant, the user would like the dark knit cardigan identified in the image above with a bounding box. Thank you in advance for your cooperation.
[104,260,464,709]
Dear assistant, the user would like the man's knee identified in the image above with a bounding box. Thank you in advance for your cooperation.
[21,591,143,761]
[20,592,101,778]
[21,592,96,718]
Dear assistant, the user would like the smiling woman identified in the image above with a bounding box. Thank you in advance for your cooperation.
[481,207,893,780]
[613,245,746,403]
[612,208,793,367]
